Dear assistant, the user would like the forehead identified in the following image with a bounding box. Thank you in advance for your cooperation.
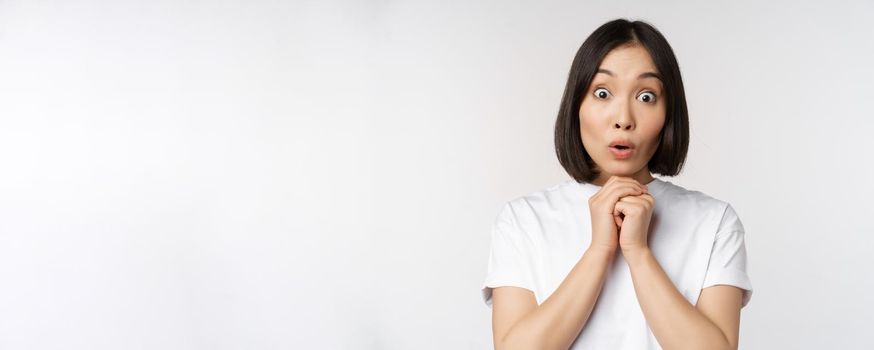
[596,44,659,78]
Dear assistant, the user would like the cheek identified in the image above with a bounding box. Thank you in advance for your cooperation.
[578,101,602,127]
[632,104,665,131]
[643,118,666,150]
[578,106,597,138]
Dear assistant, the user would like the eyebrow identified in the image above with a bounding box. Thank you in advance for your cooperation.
[596,68,662,82]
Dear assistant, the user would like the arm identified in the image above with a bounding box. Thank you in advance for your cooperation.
[623,248,743,350]
[491,246,615,350]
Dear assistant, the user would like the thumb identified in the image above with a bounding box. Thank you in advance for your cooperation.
[613,203,625,228]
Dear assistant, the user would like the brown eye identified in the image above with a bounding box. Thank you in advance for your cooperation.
[594,88,610,99]
[637,91,656,103]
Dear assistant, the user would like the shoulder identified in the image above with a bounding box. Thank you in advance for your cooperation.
[493,180,579,229]
[500,179,578,214]
[658,180,742,232]
[659,180,731,213]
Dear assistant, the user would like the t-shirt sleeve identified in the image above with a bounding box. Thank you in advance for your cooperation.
[481,202,536,308]
[702,203,754,308]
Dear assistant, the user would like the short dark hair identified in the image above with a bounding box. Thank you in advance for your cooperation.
[554,18,689,183]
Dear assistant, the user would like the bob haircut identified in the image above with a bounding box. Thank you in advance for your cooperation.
[554,18,689,184]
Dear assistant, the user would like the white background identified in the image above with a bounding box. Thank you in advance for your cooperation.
[1,0,873,349]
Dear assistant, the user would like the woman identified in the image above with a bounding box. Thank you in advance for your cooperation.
[481,18,753,350]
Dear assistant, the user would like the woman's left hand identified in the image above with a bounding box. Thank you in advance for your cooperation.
[615,191,656,254]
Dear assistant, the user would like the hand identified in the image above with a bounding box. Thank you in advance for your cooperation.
[615,183,656,254]
[587,176,648,253]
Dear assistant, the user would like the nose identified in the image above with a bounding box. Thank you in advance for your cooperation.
[614,120,634,130]
[613,100,635,130]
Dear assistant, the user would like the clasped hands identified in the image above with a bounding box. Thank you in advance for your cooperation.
[587,175,655,256]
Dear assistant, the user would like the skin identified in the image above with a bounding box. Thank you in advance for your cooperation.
[579,42,665,253]
[491,44,744,350]
[580,42,665,190]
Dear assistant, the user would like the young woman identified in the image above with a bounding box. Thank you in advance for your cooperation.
[481,19,753,350]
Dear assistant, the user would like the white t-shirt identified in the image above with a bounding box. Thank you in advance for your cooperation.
[481,177,753,349]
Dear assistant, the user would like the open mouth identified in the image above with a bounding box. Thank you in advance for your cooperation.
[609,144,634,159]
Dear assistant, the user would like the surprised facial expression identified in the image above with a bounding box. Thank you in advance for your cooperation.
[579,44,666,178]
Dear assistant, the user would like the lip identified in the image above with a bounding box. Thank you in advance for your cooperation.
[608,139,636,160]
[609,146,634,159]
[608,139,636,149]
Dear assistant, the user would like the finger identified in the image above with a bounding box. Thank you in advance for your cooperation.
[613,205,624,226]
[590,178,647,204]
[589,177,617,201]
[600,190,643,216]
[605,184,647,204]
[618,193,650,202]
[616,196,652,216]
[638,192,655,206]
[602,177,626,195]
[614,201,629,218]
[617,195,647,206]
[637,193,655,210]
[605,178,648,193]
[608,176,645,186]
[624,192,655,206]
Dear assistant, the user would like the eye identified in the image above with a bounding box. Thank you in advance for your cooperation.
[637,91,657,103]
[593,87,610,100]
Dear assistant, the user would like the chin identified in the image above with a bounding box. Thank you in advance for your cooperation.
[600,162,642,176]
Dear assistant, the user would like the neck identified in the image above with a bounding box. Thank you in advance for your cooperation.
[591,168,655,187]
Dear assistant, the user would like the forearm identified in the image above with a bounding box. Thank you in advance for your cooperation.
[623,248,731,350]
[502,247,615,350]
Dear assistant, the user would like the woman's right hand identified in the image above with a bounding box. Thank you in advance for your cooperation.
[587,176,649,253]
